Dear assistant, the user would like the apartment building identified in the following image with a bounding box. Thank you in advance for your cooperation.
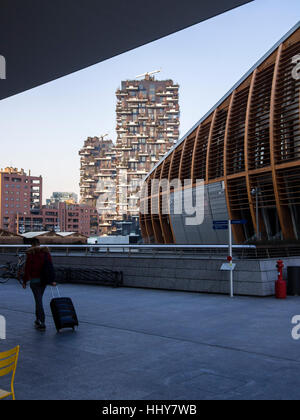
[0,167,42,232]
[80,73,180,235]
[115,74,179,220]
[0,167,99,236]
[41,202,99,236]
[79,136,117,235]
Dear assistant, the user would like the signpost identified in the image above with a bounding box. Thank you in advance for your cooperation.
[228,221,233,298]
[221,263,236,271]
[212,219,248,298]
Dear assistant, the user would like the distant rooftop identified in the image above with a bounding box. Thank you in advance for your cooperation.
[22,231,50,239]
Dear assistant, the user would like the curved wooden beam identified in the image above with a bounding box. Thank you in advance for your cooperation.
[223,91,239,241]
[143,179,151,243]
[179,137,188,182]
[244,69,258,236]
[139,213,148,242]
[270,44,295,240]
[206,109,218,183]
[166,148,178,244]
[158,160,168,244]
[191,124,202,185]
[223,91,236,179]
[150,167,161,243]
[168,146,177,182]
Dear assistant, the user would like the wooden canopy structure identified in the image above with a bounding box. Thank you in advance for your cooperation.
[141,23,300,244]
[0,230,23,244]
[22,231,88,245]
[0,0,252,101]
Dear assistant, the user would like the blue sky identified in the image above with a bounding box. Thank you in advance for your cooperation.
[1,0,300,202]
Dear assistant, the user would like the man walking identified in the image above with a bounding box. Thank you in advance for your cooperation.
[22,238,56,331]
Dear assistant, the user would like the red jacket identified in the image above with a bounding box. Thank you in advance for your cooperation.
[23,247,52,283]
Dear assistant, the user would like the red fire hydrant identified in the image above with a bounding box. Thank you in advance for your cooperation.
[275,260,287,299]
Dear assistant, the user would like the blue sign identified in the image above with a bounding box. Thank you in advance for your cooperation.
[213,220,228,225]
[213,225,228,230]
[231,219,248,225]
[212,220,247,230]
[213,220,229,230]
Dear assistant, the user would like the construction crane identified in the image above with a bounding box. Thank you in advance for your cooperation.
[136,69,161,80]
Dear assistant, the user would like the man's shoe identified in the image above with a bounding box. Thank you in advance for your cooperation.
[37,323,46,331]
[35,321,46,331]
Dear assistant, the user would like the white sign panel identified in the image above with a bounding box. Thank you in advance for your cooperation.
[220,263,236,271]
[0,315,6,340]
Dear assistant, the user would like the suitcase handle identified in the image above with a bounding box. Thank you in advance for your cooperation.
[50,285,61,299]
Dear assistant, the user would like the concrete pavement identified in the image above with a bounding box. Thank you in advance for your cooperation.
[0,281,300,400]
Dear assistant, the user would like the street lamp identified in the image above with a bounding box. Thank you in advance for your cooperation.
[251,187,261,241]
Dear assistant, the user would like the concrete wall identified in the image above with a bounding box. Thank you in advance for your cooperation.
[50,255,300,297]
[1,252,300,297]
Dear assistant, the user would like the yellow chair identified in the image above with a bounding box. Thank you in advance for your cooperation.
[0,346,20,400]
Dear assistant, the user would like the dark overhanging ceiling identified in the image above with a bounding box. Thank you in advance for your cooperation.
[0,0,253,101]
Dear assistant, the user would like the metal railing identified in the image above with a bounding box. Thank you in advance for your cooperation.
[0,244,299,259]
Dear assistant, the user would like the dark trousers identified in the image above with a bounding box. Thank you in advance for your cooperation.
[30,283,46,324]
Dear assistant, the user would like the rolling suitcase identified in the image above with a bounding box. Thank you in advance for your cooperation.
[50,286,79,332]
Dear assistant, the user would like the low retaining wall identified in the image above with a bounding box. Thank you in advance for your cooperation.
[1,253,300,297]
[50,254,300,297]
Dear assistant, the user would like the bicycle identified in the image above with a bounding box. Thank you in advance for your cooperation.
[0,254,25,285]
